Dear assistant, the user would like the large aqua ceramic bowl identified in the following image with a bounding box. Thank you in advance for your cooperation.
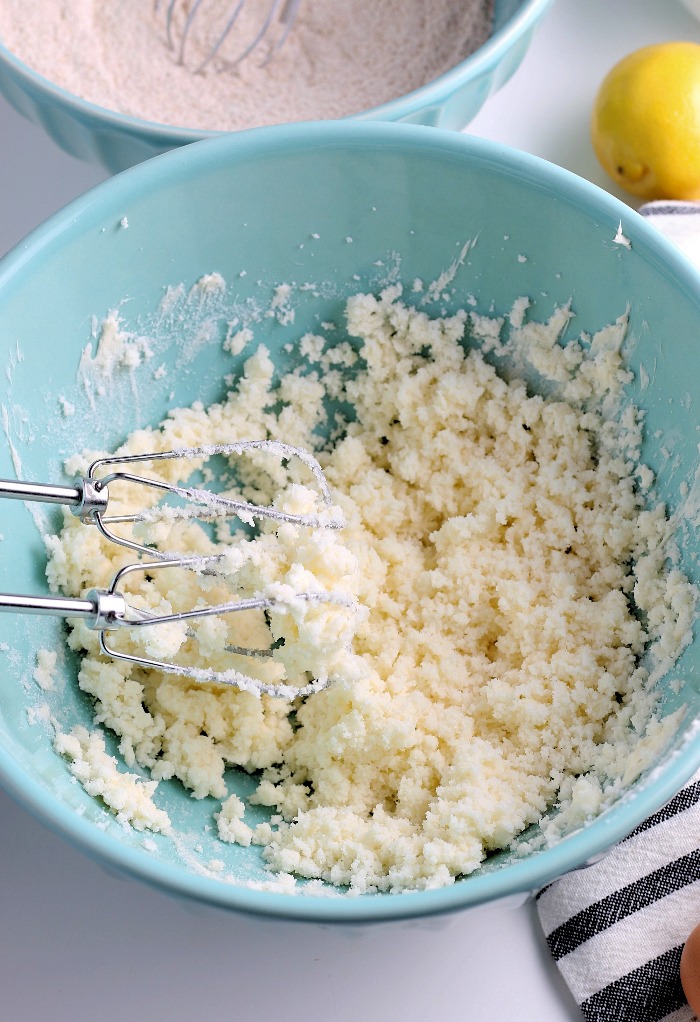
[0,122,698,922]
[0,0,554,173]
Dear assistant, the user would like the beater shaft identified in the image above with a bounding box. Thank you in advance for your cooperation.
[0,477,107,518]
[0,591,102,621]
[0,479,79,505]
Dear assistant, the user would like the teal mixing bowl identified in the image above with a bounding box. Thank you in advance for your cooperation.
[0,122,698,922]
[0,0,554,173]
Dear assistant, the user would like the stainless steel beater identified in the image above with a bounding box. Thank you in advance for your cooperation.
[0,440,349,698]
[156,0,302,74]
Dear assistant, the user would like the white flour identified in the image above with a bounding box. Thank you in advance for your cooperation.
[0,1,494,132]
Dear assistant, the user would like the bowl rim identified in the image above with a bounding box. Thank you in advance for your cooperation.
[1,120,699,922]
[0,0,556,141]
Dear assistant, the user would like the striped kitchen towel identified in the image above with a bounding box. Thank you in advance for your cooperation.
[536,771,700,1022]
[638,200,700,268]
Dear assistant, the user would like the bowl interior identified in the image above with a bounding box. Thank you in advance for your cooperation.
[0,123,698,921]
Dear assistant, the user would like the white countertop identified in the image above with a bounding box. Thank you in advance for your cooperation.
[1,2,697,1019]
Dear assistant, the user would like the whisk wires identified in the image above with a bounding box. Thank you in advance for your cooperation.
[157,0,301,74]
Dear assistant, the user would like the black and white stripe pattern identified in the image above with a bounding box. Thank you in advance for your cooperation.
[638,200,700,268]
[639,202,700,218]
[536,770,700,1022]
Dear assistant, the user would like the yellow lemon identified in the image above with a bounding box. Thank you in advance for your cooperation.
[591,41,700,201]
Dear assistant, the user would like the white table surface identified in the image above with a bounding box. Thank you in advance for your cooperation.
[1,2,697,1019]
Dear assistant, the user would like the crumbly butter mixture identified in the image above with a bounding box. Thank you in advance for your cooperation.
[55,725,171,833]
[0,0,494,133]
[50,287,695,894]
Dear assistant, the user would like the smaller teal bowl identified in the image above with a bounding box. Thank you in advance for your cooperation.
[0,122,698,923]
[0,0,554,173]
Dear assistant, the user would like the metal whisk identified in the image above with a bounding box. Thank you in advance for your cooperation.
[157,0,302,74]
[0,440,351,699]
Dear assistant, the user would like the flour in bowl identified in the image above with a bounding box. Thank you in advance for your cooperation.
[0,1,494,132]
[50,285,696,893]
